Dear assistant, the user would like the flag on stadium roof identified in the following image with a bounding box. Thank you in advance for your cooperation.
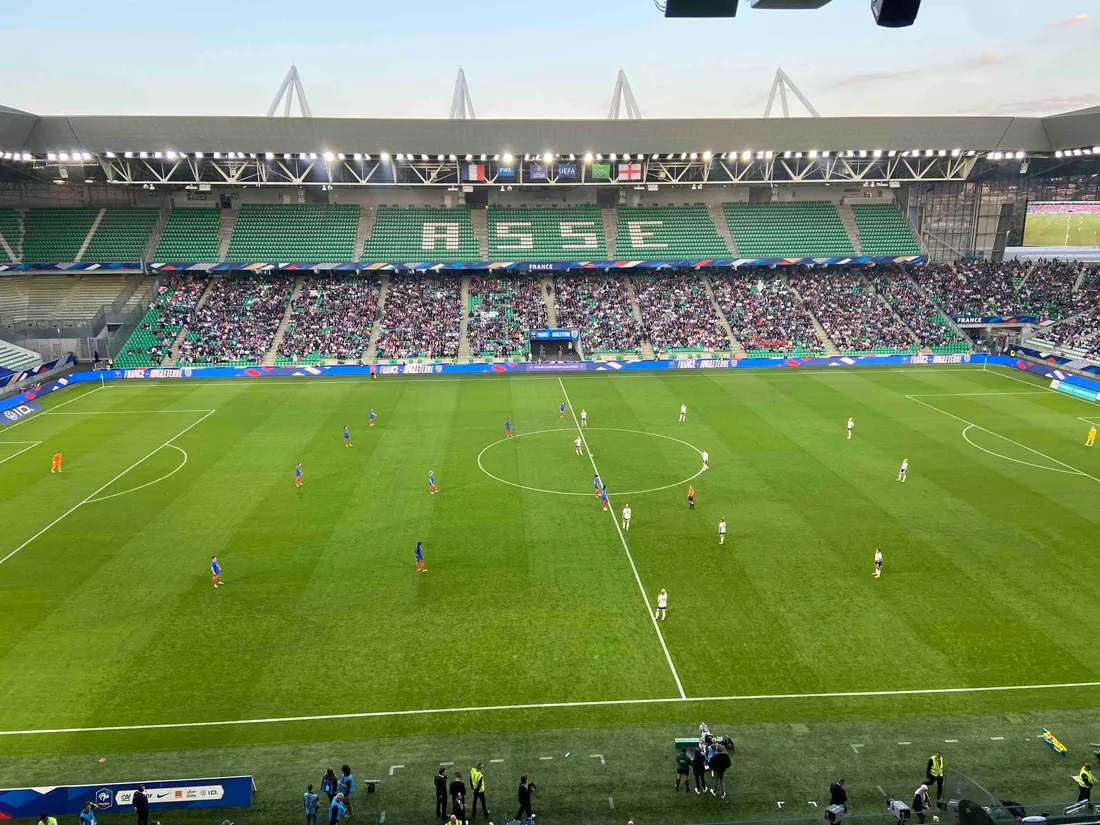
[591,162,611,180]
[529,161,549,180]
[461,162,485,182]
[618,162,642,181]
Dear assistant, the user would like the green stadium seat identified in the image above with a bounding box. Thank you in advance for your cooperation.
[487,204,608,260]
[362,205,480,262]
[22,208,99,262]
[723,201,855,258]
[225,204,358,262]
[0,208,21,263]
[153,208,221,262]
[614,204,729,258]
[81,208,158,262]
[850,203,922,256]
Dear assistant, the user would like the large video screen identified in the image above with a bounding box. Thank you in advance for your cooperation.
[1023,201,1100,247]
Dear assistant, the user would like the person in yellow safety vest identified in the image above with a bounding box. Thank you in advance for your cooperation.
[1074,762,1094,804]
[469,761,489,820]
[38,815,58,825]
[925,752,945,803]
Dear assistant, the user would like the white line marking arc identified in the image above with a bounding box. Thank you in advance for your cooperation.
[961,425,1082,475]
[86,444,189,503]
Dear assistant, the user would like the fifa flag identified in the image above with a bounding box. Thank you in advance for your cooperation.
[556,162,577,181]
[618,162,643,181]
[461,163,486,182]
[528,161,549,180]
[497,162,516,178]
[590,162,611,180]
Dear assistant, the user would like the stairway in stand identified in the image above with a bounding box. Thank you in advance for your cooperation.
[624,277,655,360]
[785,277,838,356]
[458,275,472,362]
[835,202,862,255]
[366,276,390,363]
[263,276,306,365]
[700,275,746,357]
[541,276,557,327]
[162,277,219,366]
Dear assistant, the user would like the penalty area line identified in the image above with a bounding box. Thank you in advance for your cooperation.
[558,376,687,700]
[3,680,1099,737]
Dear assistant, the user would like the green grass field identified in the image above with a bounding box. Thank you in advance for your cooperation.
[1,365,1099,825]
[1022,212,1100,247]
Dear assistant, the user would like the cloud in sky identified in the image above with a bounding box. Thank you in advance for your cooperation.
[1044,13,1093,28]
[835,70,908,87]
[974,50,1004,66]
[989,95,1097,115]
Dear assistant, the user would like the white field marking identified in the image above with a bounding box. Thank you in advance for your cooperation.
[5,682,1100,738]
[476,427,705,497]
[899,742,911,745]
[439,761,454,766]
[778,802,785,809]
[0,384,105,435]
[539,756,554,761]
[961,425,1083,476]
[378,812,385,824]
[609,797,615,810]
[590,754,605,766]
[490,759,504,764]
[86,444,188,504]
[43,409,217,415]
[987,367,1100,404]
[991,737,1005,741]
[808,801,818,807]
[907,395,1100,484]
[388,765,404,776]
[558,376,686,700]
[944,739,959,743]
[851,744,864,754]
[0,409,216,568]
[877,786,887,797]
[1078,417,1100,424]
[906,391,1052,397]
[0,441,42,466]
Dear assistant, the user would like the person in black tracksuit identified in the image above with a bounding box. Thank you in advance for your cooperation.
[692,748,708,794]
[830,779,848,812]
[132,785,149,825]
[435,768,449,819]
[515,776,536,823]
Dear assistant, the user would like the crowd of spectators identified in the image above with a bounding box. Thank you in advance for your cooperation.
[710,272,824,354]
[1034,307,1100,356]
[790,269,914,352]
[278,277,380,363]
[869,269,966,348]
[553,275,645,355]
[177,276,293,365]
[632,274,728,354]
[376,276,462,361]
[467,276,547,358]
[121,275,208,365]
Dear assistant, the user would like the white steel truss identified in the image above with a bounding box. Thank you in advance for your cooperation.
[449,68,476,120]
[764,68,820,118]
[266,65,313,118]
[608,69,643,120]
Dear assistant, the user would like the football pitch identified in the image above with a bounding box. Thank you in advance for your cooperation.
[1022,212,1100,248]
[2,364,1099,825]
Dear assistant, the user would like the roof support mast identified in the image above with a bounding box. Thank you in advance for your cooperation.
[608,69,642,120]
[267,64,313,118]
[764,67,820,118]
[449,68,476,120]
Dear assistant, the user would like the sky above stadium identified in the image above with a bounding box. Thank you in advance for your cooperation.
[1,0,1096,119]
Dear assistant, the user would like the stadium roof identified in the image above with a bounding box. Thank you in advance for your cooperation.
[1,107,1097,156]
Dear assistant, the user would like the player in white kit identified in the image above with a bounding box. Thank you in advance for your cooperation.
[897,458,908,482]
[701,449,709,471]
[574,436,583,455]
[580,408,588,427]
[655,588,668,620]
[873,548,883,578]
[847,417,854,439]
[679,403,687,423]
[718,518,727,545]
[622,504,632,531]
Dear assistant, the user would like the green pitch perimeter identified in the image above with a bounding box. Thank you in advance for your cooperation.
[1023,212,1100,247]
[1,365,1099,825]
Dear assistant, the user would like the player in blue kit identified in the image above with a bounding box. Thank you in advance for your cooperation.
[428,470,437,494]
[559,402,566,419]
[343,425,352,447]
[593,473,601,498]
[505,418,512,437]
[210,555,222,588]
[295,462,302,488]
[600,485,609,511]
[415,541,425,572]
[369,409,376,427]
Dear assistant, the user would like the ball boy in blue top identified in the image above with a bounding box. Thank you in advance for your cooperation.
[369,409,376,427]
[210,555,221,588]
[295,462,303,488]
[338,765,355,816]
[343,425,352,447]
[505,418,512,437]
[416,541,425,572]
[559,402,566,419]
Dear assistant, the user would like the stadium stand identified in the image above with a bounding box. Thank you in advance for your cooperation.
[362,205,480,262]
[554,275,644,357]
[613,205,730,258]
[1032,308,1100,358]
[277,276,381,364]
[0,274,147,323]
[224,204,358,262]
[710,272,825,356]
[487,204,608,260]
[0,340,39,372]
[375,276,462,361]
[850,203,922,256]
[0,208,21,262]
[176,276,292,366]
[22,208,99,262]
[114,276,209,368]
[466,276,546,359]
[790,270,915,354]
[81,208,158,262]
[724,201,856,258]
[869,270,967,351]
[153,208,221,262]
[631,273,728,354]
[912,260,1094,320]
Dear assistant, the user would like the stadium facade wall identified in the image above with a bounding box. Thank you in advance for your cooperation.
[2,354,1095,417]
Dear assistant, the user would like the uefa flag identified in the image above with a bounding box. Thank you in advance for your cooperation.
[529,161,549,180]
[497,163,516,178]
[591,162,611,180]
[618,162,643,181]
[461,163,486,182]
[556,162,577,181]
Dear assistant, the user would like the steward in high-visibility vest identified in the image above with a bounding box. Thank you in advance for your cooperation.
[1074,763,1094,802]
[470,762,489,819]
[925,752,945,801]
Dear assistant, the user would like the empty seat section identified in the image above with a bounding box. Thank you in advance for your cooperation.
[82,208,158,261]
[723,201,855,258]
[0,340,39,371]
[22,208,99,262]
[225,204,358,261]
[615,204,729,258]
[0,208,21,262]
[362,205,480,262]
[487,204,608,260]
[850,203,922,256]
[153,208,221,262]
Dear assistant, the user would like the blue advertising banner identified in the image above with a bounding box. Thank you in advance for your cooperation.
[1050,378,1100,402]
[0,398,41,424]
[529,328,579,341]
[954,315,1041,325]
[0,776,254,819]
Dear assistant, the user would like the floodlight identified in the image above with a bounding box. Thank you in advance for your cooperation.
[363,154,371,161]
[480,154,487,161]
[808,150,818,159]
[82,151,92,161]
[323,152,335,162]
[309,152,318,160]
[543,152,552,163]
[381,152,391,161]
[1094,147,1100,153]
[167,151,176,160]
[822,150,830,158]
[449,154,457,161]
[703,151,712,160]
[338,153,346,160]
[1015,151,1025,159]
[47,152,58,161]
[966,150,976,156]
[924,149,933,157]
[610,153,618,161]
[124,151,133,159]
[22,153,31,161]
[937,149,947,157]
[597,154,605,161]
[783,151,791,159]
[859,150,868,158]
[584,153,594,162]
[689,152,698,160]
[1055,150,1064,158]
[265,152,275,160]
[887,150,895,157]
[60,152,69,161]
[764,151,774,159]
[421,154,429,161]
[502,153,513,163]
[154,151,163,159]
[569,154,576,161]
[437,154,445,161]
[872,149,882,158]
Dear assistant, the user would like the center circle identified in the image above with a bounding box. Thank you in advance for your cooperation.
[477,427,705,496]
